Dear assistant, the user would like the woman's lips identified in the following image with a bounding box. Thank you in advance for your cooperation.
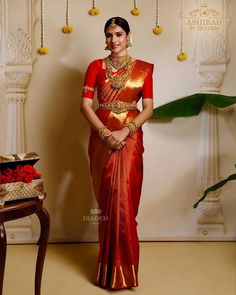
[111,44,119,49]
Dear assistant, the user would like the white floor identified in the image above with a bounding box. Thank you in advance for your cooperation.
[3,242,236,295]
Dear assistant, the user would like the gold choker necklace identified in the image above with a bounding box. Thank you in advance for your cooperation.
[105,55,132,89]
[108,54,131,70]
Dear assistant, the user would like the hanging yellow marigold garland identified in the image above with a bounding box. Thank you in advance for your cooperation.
[38,0,48,55]
[131,0,141,15]
[89,0,100,16]
[177,0,187,61]
[153,0,163,35]
[62,0,73,33]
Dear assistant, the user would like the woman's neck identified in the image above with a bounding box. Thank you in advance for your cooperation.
[110,51,128,58]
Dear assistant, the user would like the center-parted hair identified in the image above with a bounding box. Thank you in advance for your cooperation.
[104,17,131,35]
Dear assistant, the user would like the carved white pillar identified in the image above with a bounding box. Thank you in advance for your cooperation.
[5,65,32,154]
[1,0,37,243]
[193,0,230,236]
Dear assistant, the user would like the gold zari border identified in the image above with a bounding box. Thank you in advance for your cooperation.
[83,85,95,92]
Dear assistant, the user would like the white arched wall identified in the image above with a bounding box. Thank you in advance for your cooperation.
[0,0,235,242]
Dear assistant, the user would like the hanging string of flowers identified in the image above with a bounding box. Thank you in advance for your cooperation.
[153,0,163,35]
[131,0,141,16]
[89,0,100,16]
[62,0,73,33]
[177,0,187,61]
[38,0,48,55]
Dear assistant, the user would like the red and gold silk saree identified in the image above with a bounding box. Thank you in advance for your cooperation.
[82,59,153,289]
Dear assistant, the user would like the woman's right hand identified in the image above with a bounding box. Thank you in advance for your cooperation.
[105,127,129,150]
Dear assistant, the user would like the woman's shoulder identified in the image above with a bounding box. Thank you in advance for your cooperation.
[134,59,154,72]
[86,59,103,70]
[86,58,102,67]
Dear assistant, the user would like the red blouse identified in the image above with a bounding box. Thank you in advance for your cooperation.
[82,59,153,101]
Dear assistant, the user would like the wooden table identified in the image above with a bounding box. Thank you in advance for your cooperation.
[0,197,50,295]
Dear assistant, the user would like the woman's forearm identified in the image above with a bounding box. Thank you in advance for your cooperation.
[132,99,153,128]
[80,99,105,131]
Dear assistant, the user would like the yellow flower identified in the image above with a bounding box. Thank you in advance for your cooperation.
[131,8,141,15]
[153,26,163,35]
[177,52,188,61]
[89,7,100,16]
[62,25,74,34]
[38,47,49,55]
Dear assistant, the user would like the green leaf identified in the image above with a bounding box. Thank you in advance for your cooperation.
[193,173,236,209]
[153,93,236,119]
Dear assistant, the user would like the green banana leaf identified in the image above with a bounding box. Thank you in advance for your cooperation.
[153,93,236,119]
[193,164,236,209]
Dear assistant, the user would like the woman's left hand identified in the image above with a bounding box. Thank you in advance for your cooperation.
[106,128,130,150]
[111,127,130,143]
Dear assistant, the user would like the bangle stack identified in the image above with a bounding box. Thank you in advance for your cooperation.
[98,126,112,141]
[124,121,138,134]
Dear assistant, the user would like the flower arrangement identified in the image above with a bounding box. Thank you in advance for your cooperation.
[153,26,163,35]
[62,25,73,34]
[131,8,141,15]
[177,0,187,61]
[177,52,188,61]
[153,0,163,35]
[38,0,48,55]
[62,0,73,34]
[131,0,141,15]
[38,47,49,55]
[89,0,100,15]
[0,165,41,184]
[89,7,100,15]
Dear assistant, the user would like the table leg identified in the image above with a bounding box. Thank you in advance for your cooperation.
[0,223,6,295]
[35,207,50,295]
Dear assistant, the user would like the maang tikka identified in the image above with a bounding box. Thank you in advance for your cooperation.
[105,19,117,50]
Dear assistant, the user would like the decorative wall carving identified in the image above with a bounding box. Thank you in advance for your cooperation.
[5,72,31,91]
[197,203,224,224]
[1,0,35,243]
[198,70,224,92]
[195,0,231,236]
[199,31,228,65]
[5,28,32,65]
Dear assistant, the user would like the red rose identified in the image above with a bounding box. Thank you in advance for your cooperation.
[34,172,41,178]
[0,175,7,184]
[18,171,26,178]
[16,165,23,171]
[3,168,13,176]
[24,175,33,183]
[6,175,14,183]
[23,165,34,173]
[0,165,42,184]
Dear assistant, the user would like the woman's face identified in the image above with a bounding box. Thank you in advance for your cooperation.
[105,25,129,56]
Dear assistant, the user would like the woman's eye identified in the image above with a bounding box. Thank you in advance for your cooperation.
[116,33,122,37]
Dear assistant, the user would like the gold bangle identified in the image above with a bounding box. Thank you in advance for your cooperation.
[98,126,112,140]
[124,121,138,135]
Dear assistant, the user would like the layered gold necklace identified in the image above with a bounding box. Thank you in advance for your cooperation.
[105,54,132,89]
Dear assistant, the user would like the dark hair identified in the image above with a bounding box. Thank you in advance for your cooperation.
[104,17,130,35]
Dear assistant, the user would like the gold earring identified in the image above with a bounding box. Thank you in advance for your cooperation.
[126,36,132,48]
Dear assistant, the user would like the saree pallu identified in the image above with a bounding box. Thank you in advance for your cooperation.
[87,60,152,289]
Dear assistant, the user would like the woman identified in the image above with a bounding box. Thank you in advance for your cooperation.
[80,16,154,289]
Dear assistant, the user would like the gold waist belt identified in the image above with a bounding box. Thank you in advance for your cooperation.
[99,101,137,114]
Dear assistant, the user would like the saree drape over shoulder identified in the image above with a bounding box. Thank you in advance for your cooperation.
[82,59,153,289]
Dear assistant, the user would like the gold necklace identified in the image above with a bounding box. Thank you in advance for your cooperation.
[108,54,130,70]
[105,55,132,89]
